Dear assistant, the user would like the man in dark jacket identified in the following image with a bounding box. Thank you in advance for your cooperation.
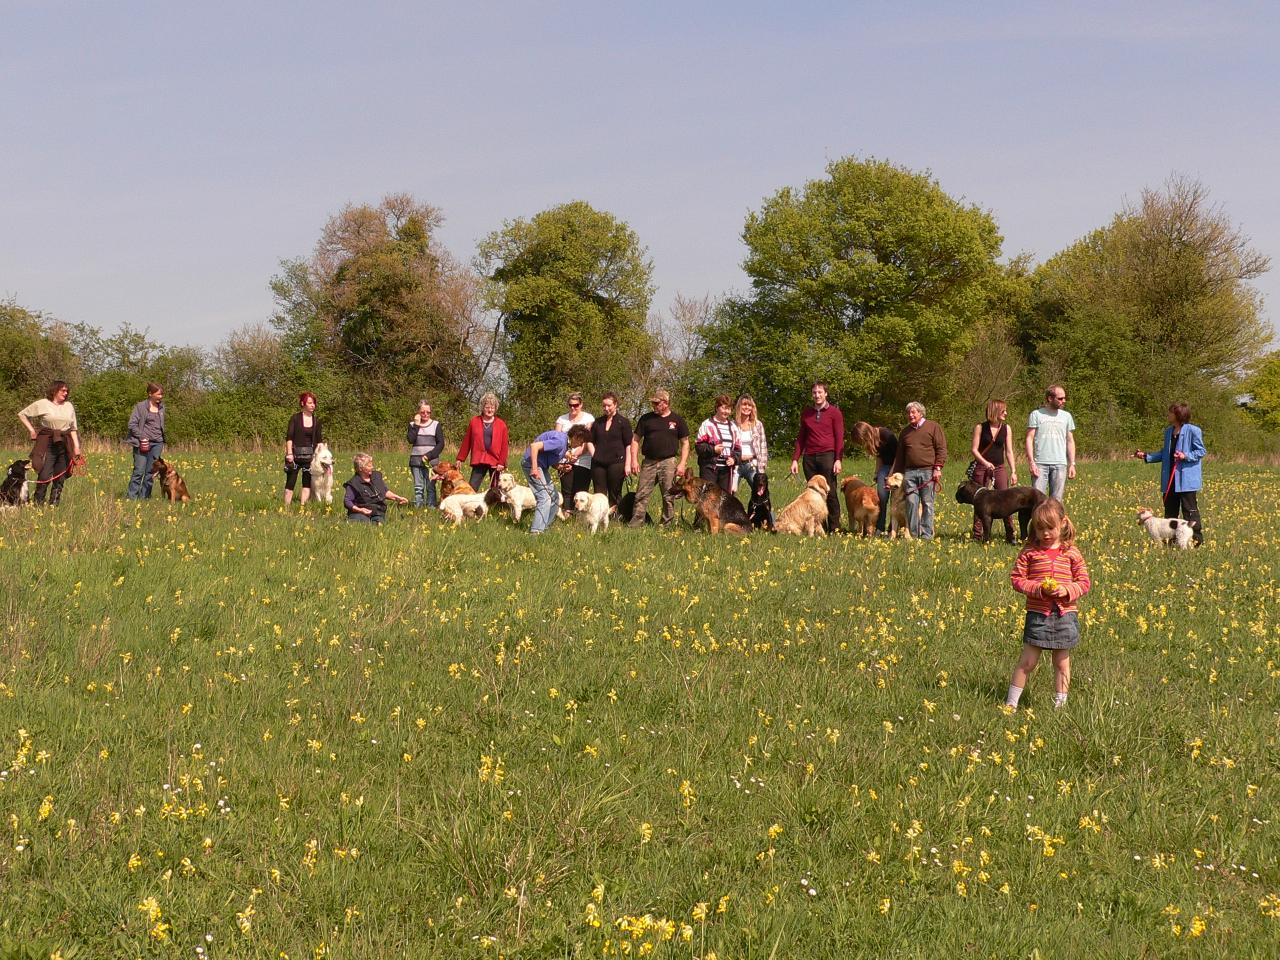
[789,382,844,532]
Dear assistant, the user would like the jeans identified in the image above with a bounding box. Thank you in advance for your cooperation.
[127,442,164,499]
[1033,463,1067,501]
[409,461,438,507]
[970,463,1013,540]
[346,512,381,524]
[592,460,626,507]
[524,461,559,533]
[874,462,891,533]
[1163,489,1203,545]
[903,466,937,539]
[735,460,758,492]
[802,452,840,533]
[629,457,678,526]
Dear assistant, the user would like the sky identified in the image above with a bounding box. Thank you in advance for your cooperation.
[3,0,1278,347]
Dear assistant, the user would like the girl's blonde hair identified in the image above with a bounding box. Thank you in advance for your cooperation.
[734,395,757,427]
[853,421,879,456]
[985,399,1007,423]
[1026,498,1076,551]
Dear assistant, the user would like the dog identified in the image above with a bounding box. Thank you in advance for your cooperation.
[310,443,335,504]
[150,457,191,502]
[573,491,612,533]
[433,462,476,497]
[1137,507,1195,549]
[616,489,652,525]
[670,475,751,534]
[885,472,914,540]
[955,479,1046,543]
[773,475,829,536]
[439,493,489,525]
[840,476,880,537]
[496,471,537,522]
[746,472,774,530]
[1,459,30,507]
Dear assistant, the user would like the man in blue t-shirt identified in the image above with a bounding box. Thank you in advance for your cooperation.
[1025,384,1077,502]
[522,424,591,533]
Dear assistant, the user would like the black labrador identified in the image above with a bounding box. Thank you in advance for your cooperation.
[955,479,1045,543]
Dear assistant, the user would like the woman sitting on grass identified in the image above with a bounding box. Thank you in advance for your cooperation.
[343,453,408,524]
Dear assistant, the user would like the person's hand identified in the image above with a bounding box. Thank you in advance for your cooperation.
[1010,474,1018,486]
[28,429,37,440]
[932,467,941,479]
[1029,463,1040,479]
[1053,585,1070,600]
[789,459,799,477]
[1174,451,1186,462]
[286,454,294,463]
[1132,449,1146,460]
[834,459,843,475]
[1068,464,1077,479]
[725,457,735,467]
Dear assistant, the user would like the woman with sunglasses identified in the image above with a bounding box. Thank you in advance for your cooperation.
[554,392,594,514]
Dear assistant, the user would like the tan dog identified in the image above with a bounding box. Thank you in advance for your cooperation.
[840,475,880,537]
[433,462,476,497]
[495,470,537,522]
[885,472,917,540]
[150,457,192,502]
[773,475,829,536]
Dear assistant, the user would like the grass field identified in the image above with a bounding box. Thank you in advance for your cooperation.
[1,452,1278,959]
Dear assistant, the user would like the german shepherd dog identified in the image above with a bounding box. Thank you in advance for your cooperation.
[670,475,751,534]
[955,479,1044,543]
[150,457,192,502]
[1,459,30,506]
[746,471,774,530]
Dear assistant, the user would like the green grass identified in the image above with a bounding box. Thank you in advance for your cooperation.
[1,453,1278,959]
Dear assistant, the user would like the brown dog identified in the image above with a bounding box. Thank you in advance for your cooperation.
[774,475,829,536]
[670,475,750,534]
[150,457,191,502]
[840,476,880,537]
[432,462,476,497]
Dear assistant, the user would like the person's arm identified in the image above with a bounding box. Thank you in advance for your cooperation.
[315,419,323,446]
[1025,427,1038,477]
[1009,550,1041,598]
[1004,427,1018,482]
[497,420,509,468]
[406,421,419,446]
[285,414,295,462]
[791,411,806,474]
[677,436,689,475]
[1065,549,1091,601]
[932,423,946,481]
[18,413,36,440]
[1181,427,1206,464]
[1066,431,1077,479]
[127,402,145,445]
[970,424,986,464]
[387,488,409,505]
[528,442,544,480]
[344,485,371,516]
[890,431,905,475]
[832,408,844,475]
[757,422,768,472]
[456,419,474,466]
[68,426,80,456]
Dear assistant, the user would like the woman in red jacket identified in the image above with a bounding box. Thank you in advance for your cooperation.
[455,392,509,490]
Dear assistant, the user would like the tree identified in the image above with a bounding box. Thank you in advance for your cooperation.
[699,157,1006,428]
[1024,176,1272,423]
[477,200,655,429]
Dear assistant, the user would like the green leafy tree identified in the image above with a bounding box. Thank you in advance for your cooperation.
[477,200,655,430]
[697,157,1006,430]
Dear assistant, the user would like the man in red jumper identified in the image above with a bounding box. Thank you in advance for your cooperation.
[789,382,844,533]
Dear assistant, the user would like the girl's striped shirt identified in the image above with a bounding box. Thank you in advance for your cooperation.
[1011,546,1091,614]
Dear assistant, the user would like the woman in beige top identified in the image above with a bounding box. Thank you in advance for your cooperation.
[18,380,81,506]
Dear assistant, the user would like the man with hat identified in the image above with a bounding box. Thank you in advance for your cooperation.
[628,388,689,527]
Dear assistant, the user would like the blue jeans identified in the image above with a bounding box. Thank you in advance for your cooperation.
[346,512,382,524]
[523,460,559,533]
[904,466,937,539]
[874,462,891,533]
[736,461,758,492]
[127,443,163,499]
[1033,463,1067,502]
[409,461,438,507]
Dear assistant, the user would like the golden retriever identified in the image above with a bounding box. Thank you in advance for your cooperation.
[433,462,476,497]
[773,475,829,536]
[885,472,918,540]
[840,475,880,537]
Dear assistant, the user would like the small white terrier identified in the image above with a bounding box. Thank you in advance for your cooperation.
[1136,508,1195,549]
[573,491,611,533]
[311,443,336,504]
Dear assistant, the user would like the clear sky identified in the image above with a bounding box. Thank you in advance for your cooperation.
[3,0,1277,347]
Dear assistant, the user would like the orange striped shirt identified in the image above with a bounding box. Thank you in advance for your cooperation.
[1011,546,1091,615]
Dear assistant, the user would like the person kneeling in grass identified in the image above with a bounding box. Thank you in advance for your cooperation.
[1006,498,1091,711]
[523,424,591,534]
[344,452,408,524]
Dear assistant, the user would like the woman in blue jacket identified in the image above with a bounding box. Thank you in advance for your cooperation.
[1133,402,1205,545]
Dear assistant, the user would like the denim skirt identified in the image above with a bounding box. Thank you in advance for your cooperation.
[1022,611,1079,650]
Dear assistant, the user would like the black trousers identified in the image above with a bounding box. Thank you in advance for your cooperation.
[469,464,501,491]
[592,461,626,507]
[1163,488,1203,544]
[802,451,840,533]
[698,463,733,493]
[34,440,68,506]
[560,464,592,511]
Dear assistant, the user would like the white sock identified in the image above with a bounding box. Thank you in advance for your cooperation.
[1006,685,1023,708]
[1054,692,1068,708]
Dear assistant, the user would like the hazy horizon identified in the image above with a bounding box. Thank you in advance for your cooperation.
[4,0,1277,348]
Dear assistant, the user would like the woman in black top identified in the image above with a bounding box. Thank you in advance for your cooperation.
[588,391,634,507]
[853,421,899,534]
[969,399,1019,540]
[284,392,323,505]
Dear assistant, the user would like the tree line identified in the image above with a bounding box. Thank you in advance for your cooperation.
[2,159,1275,454]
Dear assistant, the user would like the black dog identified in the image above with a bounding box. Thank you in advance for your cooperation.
[1,459,30,506]
[747,471,774,530]
[955,479,1046,543]
[616,490,653,525]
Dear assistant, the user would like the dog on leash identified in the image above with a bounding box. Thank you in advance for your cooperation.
[746,472,774,530]
[439,493,489,525]
[955,479,1046,543]
[773,475,829,536]
[840,476,880,537]
[1,459,30,507]
[432,462,476,497]
[310,443,335,504]
[573,491,612,533]
[884,472,915,539]
[1137,507,1195,549]
[150,457,192,502]
[670,475,751,534]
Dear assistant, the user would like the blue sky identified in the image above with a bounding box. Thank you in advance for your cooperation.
[3,0,1277,347]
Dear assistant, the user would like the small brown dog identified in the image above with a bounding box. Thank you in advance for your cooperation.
[433,462,476,497]
[150,457,191,502]
[670,475,751,534]
[840,476,880,537]
[773,475,829,536]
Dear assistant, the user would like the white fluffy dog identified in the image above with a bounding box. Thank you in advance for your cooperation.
[439,493,489,525]
[311,443,335,504]
[573,491,611,533]
[1137,508,1195,549]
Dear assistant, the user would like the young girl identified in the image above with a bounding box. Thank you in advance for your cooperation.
[1006,499,1091,710]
